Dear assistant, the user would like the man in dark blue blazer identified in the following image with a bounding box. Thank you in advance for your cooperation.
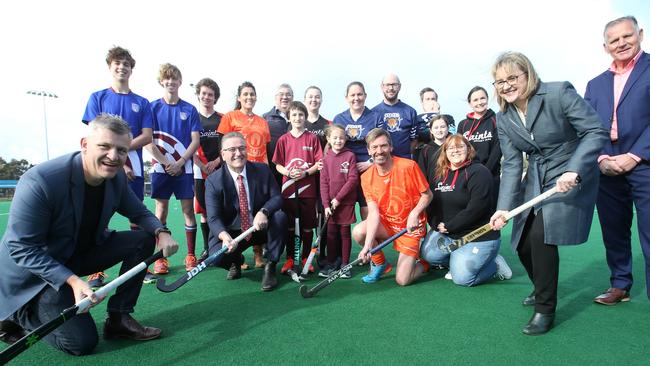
[0,115,178,355]
[205,132,287,291]
[585,15,650,305]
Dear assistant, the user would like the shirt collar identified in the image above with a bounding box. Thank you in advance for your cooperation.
[609,49,643,74]
[227,165,248,181]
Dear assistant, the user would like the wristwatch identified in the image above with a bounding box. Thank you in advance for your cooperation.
[260,208,270,218]
[154,227,172,238]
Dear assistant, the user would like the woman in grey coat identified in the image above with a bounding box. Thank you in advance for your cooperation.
[488,52,607,335]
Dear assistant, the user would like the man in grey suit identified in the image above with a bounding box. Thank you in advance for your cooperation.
[0,114,178,355]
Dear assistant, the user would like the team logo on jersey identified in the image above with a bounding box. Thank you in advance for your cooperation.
[152,131,188,173]
[340,161,349,173]
[287,157,309,171]
[131,103,140,113]
[180,112,188,121]
[345,124,363,140]
[384,113,402,132]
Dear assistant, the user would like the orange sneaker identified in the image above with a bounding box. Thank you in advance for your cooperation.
[281,258,295,274]
[87,272,108,289]
[154,258,169,275]
[184,254,197,272]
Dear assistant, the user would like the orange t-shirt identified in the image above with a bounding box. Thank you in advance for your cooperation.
[217,110,271,164]
[361,156,429,257]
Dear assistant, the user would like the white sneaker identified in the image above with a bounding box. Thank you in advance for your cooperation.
[444,271,453,280]
[494,254,512,280]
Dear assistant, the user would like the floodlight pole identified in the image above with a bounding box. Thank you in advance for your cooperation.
[26,90,58,161]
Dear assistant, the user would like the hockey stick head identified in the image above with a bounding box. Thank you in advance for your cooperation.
[299,284,313,298]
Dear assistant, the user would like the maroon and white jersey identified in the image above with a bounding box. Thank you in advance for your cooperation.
[272,131,323,199]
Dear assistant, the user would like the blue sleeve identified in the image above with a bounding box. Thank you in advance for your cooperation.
[82,93,100,124]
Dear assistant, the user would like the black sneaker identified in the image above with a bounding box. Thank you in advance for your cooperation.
[340,268,352,279]
[318,265,332,278]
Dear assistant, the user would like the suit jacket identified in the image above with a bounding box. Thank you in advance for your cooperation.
[497,82,608,249]
[584,51,650,162]
[0,152,162,320]
[204,161,283,246]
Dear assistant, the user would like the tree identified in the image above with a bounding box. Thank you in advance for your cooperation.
[0,157,34,180]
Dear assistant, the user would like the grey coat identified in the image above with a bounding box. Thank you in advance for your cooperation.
[496,81,608,249]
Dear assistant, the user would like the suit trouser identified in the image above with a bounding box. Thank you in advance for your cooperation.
[517,210,559,314]
[210,210,288,268]
[9,230,155,355]
[597,165,650,298]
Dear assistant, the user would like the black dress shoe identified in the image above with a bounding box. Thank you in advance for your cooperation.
[227,263,242,280]
[262,262,278,291]
[522,291,535,306]
[522,312,555,335]
[104,313,162,341]
[0,320,26,345]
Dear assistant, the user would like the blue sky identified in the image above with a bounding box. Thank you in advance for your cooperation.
[0,0,647,163]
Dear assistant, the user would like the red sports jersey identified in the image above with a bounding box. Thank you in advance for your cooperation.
[273,131,323,198]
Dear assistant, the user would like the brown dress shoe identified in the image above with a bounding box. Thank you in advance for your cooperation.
[0,320,26,345]
[594,287,631,305]
[104,313,161,341]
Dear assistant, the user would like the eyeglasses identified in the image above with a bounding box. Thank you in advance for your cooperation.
[492,73,526,89]
[222,146,247,153]
[447,145,467,151]
[382,83,401,89]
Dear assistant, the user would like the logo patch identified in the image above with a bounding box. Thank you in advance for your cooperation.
[131,103,140,113]
[384,113,402,132]
[180,112,188,121]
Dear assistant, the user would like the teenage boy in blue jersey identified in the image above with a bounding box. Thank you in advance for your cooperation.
[146,63,201,276]
[82,46,153,288]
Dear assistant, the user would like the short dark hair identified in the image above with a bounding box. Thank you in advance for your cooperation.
[420,87,438,101]
[466,86,488,103]
[106,46,135,68]
[288,101,308,116]
[194,78,221,101]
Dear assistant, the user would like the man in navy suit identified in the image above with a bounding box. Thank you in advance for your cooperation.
[585,15,650,305]
[0,114,179,354]
[205,132,287,291]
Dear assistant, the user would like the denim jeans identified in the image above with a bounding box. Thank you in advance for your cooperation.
[421,230,500,286]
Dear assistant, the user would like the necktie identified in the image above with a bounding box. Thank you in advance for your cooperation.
[237,175,252,240]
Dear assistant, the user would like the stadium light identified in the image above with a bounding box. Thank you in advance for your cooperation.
[26,90,58,161]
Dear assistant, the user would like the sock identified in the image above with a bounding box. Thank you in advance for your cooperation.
[371,251,386,266]
[200,222,209,251]
[185,225,197,256]
[341,225,352,266]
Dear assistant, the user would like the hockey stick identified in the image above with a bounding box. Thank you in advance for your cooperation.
[287,182,303,283]
[156,226,255,292]
[300,216,330,278]
[437,187,559,253]
[0,251,164,364]
[299,228,407,298]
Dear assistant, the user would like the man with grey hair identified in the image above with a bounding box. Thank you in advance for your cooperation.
[0,114,179,354]
[585,15,650,306]
[371,74,418,159]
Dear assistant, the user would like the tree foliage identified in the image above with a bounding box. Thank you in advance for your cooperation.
[0,157,34,180]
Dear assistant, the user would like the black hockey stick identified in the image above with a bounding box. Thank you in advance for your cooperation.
[300,215,329,278]
[299,228,407,298]
[0,251,164,364]
[437,187,559,253]
[156,226,255,292]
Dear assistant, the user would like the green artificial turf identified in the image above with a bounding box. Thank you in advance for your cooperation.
[1,199,649,365]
